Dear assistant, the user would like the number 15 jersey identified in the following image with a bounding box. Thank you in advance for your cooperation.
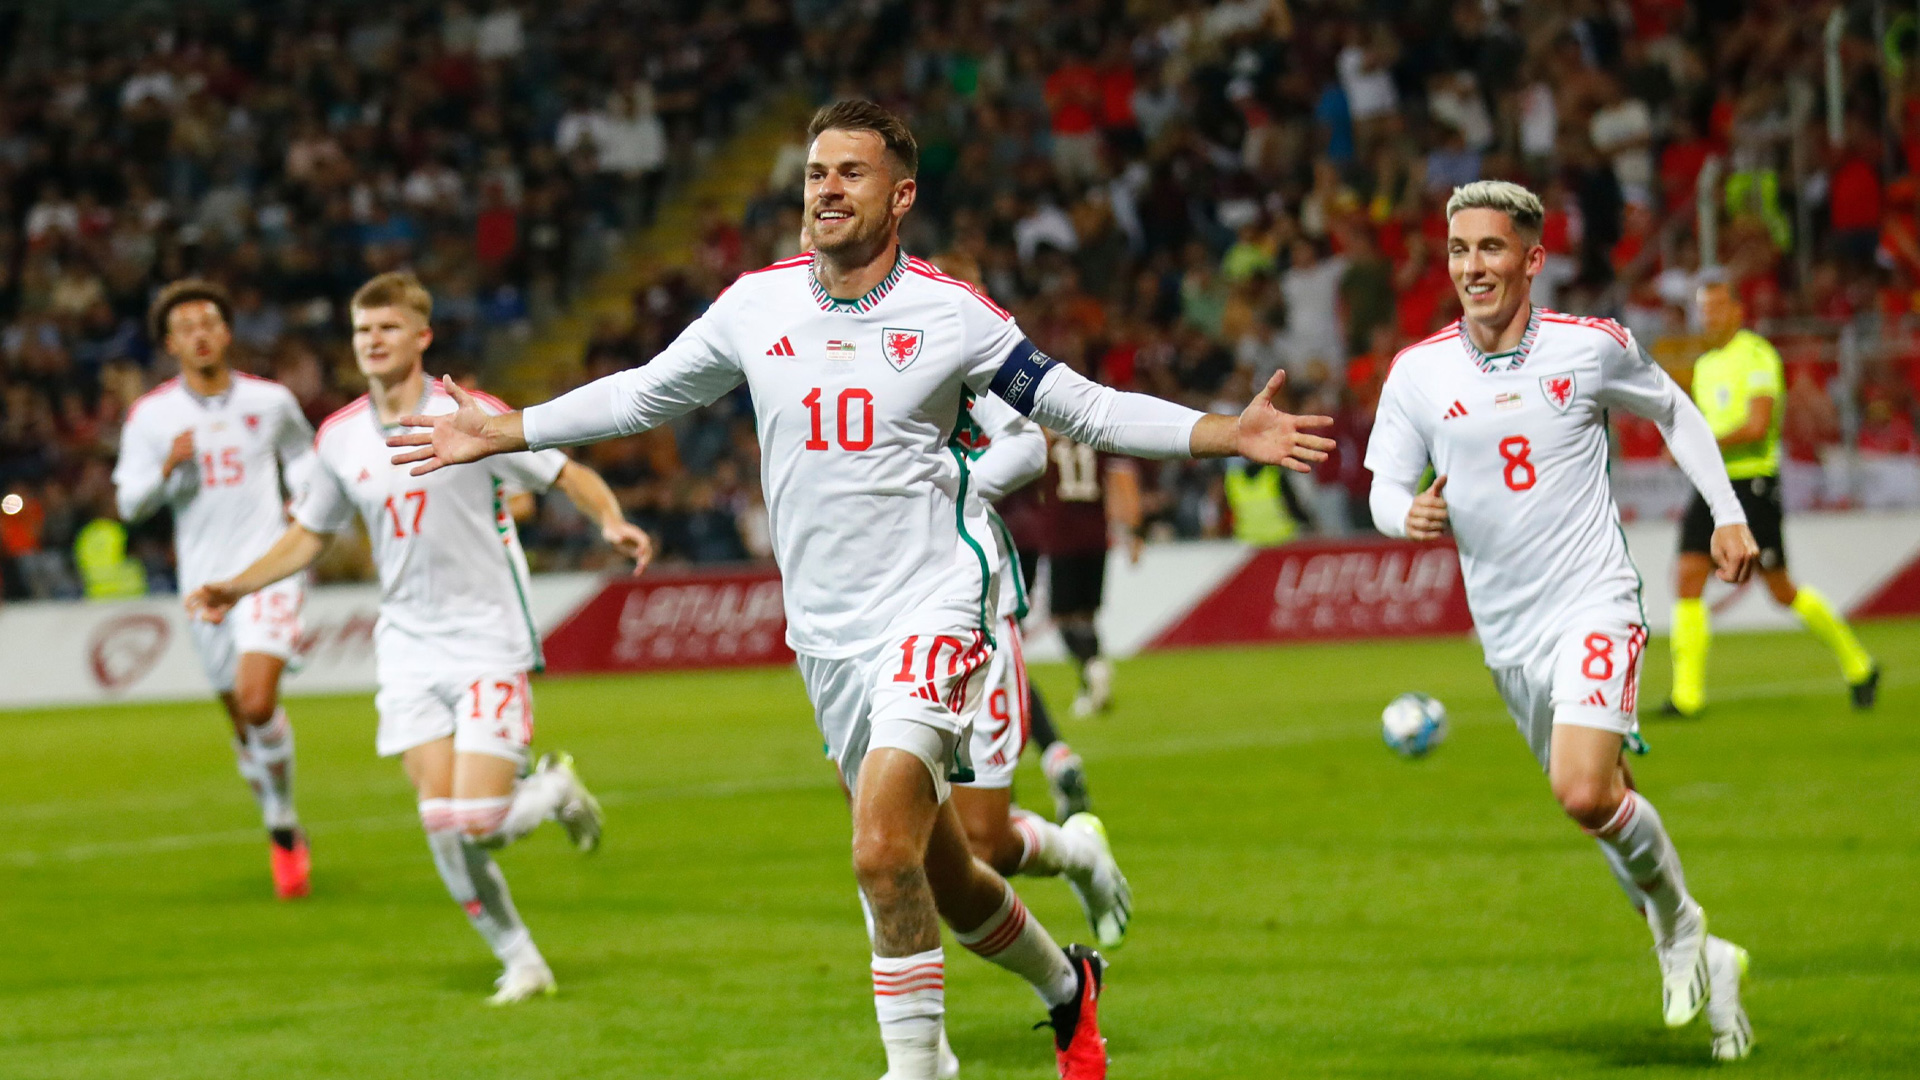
[1365,310,1715,669]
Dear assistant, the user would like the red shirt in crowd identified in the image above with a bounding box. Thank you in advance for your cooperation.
[1830,155,1883,232]
[1045,61,1100,135]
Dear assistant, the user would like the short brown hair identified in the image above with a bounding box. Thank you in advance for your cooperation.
[148,279,233,343]
[807,99,919,179]
[350,271,433,323]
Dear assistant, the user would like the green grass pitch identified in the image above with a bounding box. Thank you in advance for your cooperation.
[3,621,1917,1079]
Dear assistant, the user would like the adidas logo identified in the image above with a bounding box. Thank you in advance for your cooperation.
[1583,689,1609,708]
[765,336,796,357]
[1443,400,1469,420]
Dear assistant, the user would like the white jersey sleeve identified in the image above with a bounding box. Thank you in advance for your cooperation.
[270,392,319,504]
[113,408,194,523]
[1595,335,1746,528]
[291,452,355,535]
[1364,367,1432,538]
[957,298,1205,459]
[523,297,745,449]
[963,393,1046,502]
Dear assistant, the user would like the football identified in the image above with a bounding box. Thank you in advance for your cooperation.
[1382,693,1448,758]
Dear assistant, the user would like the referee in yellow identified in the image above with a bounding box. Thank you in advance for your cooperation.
[1664,280,1879,716]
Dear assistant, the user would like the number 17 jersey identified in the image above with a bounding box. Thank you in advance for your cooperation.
[1365,310,1682,669]
[294,386,567,679]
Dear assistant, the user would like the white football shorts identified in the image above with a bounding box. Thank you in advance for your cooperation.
[1491,603,1649,770]
[799,627,993,805]
[374,669,535,765]
[957,615,1028,791]
[190,576,304,692]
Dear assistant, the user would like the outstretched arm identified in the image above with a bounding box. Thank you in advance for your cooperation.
[185,523,330,624]
[1019,361,1334,470]
[1600,341,1758,583]
[390,303,743,471]
[550,460,654,574]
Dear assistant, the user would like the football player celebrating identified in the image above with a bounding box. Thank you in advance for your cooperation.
[389,101,1331,1079]
[188,272,650,1004]
[114,280,317,899]
[1367,181,1758,1061]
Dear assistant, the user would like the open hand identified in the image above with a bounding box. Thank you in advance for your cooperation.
[387,376,516,475]
[1709,523,1758,584]
[1235,370,1336,473]
[1406,475,1449,540]
[185,580,241,624]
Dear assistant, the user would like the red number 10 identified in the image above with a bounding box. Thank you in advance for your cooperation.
[802,387,874,451]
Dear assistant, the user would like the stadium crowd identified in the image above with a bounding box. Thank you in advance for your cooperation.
[6,0,1920,600]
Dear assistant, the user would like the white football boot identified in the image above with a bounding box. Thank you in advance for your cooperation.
[1656,901,1710,1028]
[1705,936,1753,1061]
[538,752,603,854]
[487,961,557,1005]
[1072,658,1114,718]
[1062,813,1131,949]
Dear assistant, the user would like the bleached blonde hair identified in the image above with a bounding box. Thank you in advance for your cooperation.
[1446,180,1545,244]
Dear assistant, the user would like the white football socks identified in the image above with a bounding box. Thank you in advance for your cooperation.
[872,948,945,1080]
[952,881,1077,1008]
[419,799,544,969]
[1588,791,1692,940]
[234,708,298,832]
[451,767,573,848]
[1009,807,1097,878]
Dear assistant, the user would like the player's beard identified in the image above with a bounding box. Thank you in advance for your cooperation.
[810,204,892,265]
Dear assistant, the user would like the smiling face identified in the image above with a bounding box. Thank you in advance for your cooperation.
[804,128,913,260]
[1447,207,1544,331]
[350,304,432,385]
[164,300,232,375]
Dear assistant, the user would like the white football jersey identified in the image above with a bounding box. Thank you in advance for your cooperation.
[525,250,1044,658]
[1366,309,1711,668]
[294,386,567,679]
[953,390,1045,619]
[114,373,316,592]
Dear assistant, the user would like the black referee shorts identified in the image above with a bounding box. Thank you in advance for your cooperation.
[1680,474,1786,571]
[1049,552,1108,617]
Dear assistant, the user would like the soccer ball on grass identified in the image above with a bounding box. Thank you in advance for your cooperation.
[1381,692,1447,758]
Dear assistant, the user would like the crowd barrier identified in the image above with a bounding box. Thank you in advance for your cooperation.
[4,511,1917,709]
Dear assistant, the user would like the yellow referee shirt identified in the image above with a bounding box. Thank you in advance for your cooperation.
[1689,328,1783,479]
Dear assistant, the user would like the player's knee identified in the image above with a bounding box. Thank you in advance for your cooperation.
[850,826,920,887]
[232,685,277,726]
[1553,777,1622,830]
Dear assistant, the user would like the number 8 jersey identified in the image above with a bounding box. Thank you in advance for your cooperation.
[1365,309,1737,669]
[295,386,567,677]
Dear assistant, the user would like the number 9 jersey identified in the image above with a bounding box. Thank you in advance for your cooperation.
[295,386,567,681]
[1365,310,1732,672]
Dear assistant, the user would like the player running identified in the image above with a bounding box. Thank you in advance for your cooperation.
[951,392,1131,952]
[114,280,317,900]
[1367,181,1758,1061]
[1040,434,1142,717]
[1663,280,1879,717]
[187,272,650,1004]
[389,100,1331,1079]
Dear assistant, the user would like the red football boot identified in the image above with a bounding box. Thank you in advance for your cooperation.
[1043,945,1107,1079]
[270,830,310,900]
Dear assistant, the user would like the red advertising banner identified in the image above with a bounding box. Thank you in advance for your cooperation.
[541,565,793,673]
[1149,538,1474,649]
